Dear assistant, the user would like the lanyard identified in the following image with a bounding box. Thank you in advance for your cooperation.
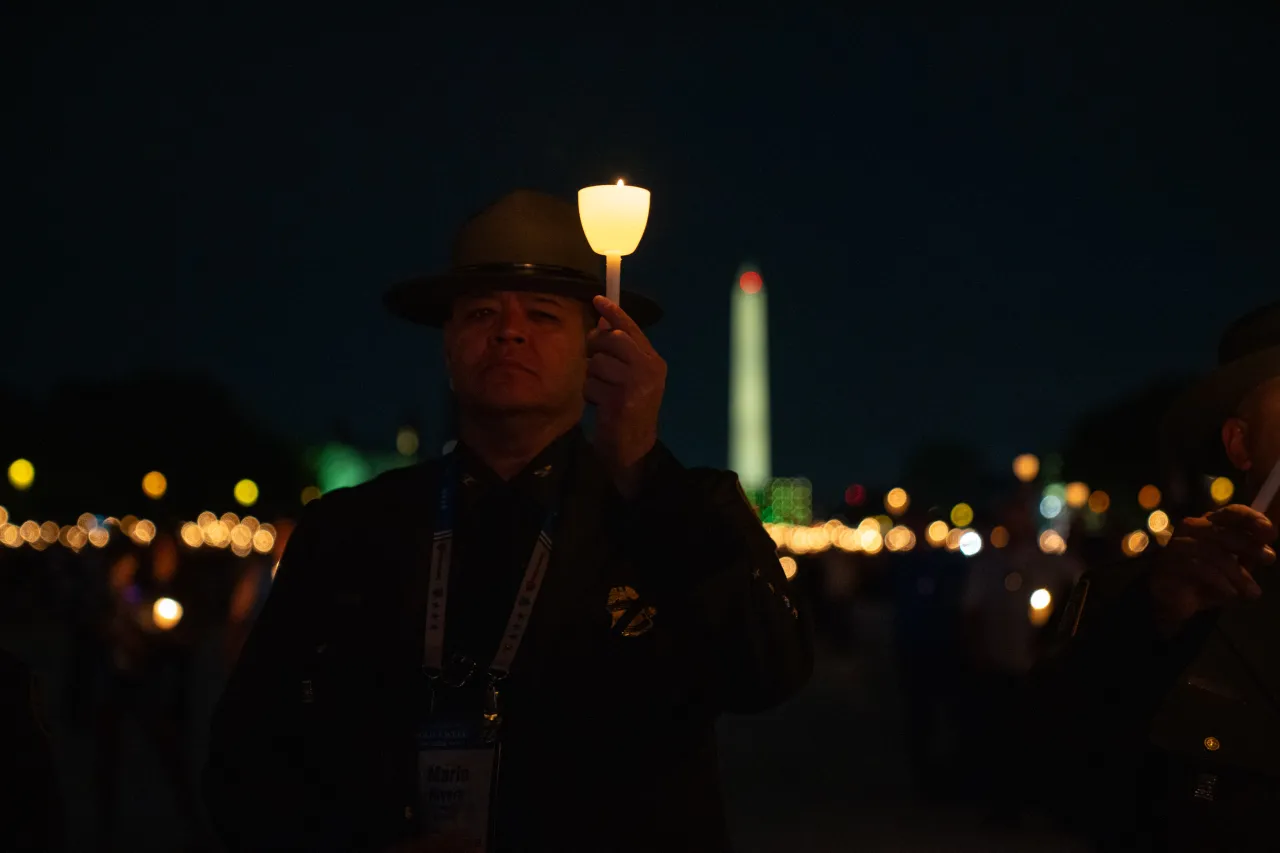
[422,451,558,684]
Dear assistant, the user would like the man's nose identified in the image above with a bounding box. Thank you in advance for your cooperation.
[492,303,528,344]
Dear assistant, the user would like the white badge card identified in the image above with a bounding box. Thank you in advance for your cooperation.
[417,718,500,852]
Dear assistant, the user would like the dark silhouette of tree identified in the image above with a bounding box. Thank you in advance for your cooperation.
[899,438,995,514]
[1,372,310,520]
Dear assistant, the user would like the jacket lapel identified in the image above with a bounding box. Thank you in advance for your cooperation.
[517,434,617,669]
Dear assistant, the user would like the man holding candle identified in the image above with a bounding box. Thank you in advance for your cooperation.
[203,190,813,853]
[1030,301,1280,851]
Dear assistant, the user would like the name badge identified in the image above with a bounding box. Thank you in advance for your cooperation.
[416,716,500,852]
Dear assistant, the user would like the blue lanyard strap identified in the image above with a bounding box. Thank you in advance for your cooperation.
[423,451,558,681]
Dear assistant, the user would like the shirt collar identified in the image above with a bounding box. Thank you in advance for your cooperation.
[453,426,580,510]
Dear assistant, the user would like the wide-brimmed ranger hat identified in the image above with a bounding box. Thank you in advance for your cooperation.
[1163,301,1280,458]
[385,189,663,328]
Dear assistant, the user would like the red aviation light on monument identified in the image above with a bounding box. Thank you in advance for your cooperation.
[739,271,763,294]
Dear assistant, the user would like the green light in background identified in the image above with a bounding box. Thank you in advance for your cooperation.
[317,443,373,494]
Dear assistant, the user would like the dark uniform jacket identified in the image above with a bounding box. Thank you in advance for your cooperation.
[0,647,61,852]
[1030,555,1280,852]
[204,429,813,852]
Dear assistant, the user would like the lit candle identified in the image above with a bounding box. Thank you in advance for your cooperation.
[1253,459,1280,513]
[578,179,651,306]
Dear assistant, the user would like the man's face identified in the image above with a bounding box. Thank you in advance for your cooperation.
[443,290,589,417]
[1224,376,1280,518]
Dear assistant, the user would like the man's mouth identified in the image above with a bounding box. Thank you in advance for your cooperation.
[484,358,536,376]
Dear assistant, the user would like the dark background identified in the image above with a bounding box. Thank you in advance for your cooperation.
[4,6,1279,852]
[9,8,1278,504]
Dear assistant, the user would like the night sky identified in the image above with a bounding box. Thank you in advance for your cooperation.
[10,8,1279,503]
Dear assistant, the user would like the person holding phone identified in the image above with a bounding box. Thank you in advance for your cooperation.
[1030,301,1280,851]
[203,190,813,853]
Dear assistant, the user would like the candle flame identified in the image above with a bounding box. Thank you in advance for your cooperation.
[617,179,624,186]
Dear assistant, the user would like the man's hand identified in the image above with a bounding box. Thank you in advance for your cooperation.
[1149,505,1277,635]
[586,295,667,497]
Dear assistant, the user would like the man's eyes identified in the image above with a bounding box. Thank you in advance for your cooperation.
[462,307,562,322]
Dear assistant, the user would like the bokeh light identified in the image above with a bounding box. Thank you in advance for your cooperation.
[836,528,862,552]
[1030,588,1052,610]
[1004,572,1023,592]
[230,524,253,549]
[180,523,204,548]
[1039,495,1063,519]
[990,525,1010,548]
[1088,490,1111,514]
[88,527,110,548]
[860,529,884,555]
[8,459,35,491]
[20,521,40,543]
[945,528,964,552]
[252,528,276,554]
[885,525,917,552]
[1013,454,1040,483]
[1038,530,1067,555]
[1065,482,1090,509]
[204,521,231,548]
[844,484,866,507]
[396,427,420,457]
[926,521,950,548]
[1123,530,1150,557]
[0,524,19,548]
[1138,485,1162,511]
[63,526,86,550]
[959,530,983,557]
[739,271,763,294]
[301,485,322,505]
[153,598,184,631]
[234,479,259,507]
[142,471,168,499]
[950,503,974,528]
[1147,510,1170,534]
[0,506,8,525]
[779,556,798,579]
[1210,476,1235,505]
[884,488,909,516]
[131,520,156,545]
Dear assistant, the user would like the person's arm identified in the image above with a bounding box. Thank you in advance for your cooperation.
[1025,560,1216,823]
[627,444,815,713]
[203,498,338,851]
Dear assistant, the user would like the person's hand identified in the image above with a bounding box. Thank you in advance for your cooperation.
[1149,505,1277,635]
[586,295,667,496]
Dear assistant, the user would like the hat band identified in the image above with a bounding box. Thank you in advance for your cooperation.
[451,263,601,284]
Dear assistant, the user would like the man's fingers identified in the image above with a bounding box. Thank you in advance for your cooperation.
[1209,504,1279,544]
[587,352,629,385]
[593,296,652,349]
[1206,528,1276,568]
[587,328,643,364]
[1182,521,1276,569]
[584,376,620,407]
[1165,551,1239,604]
[1169,538,1262,598]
